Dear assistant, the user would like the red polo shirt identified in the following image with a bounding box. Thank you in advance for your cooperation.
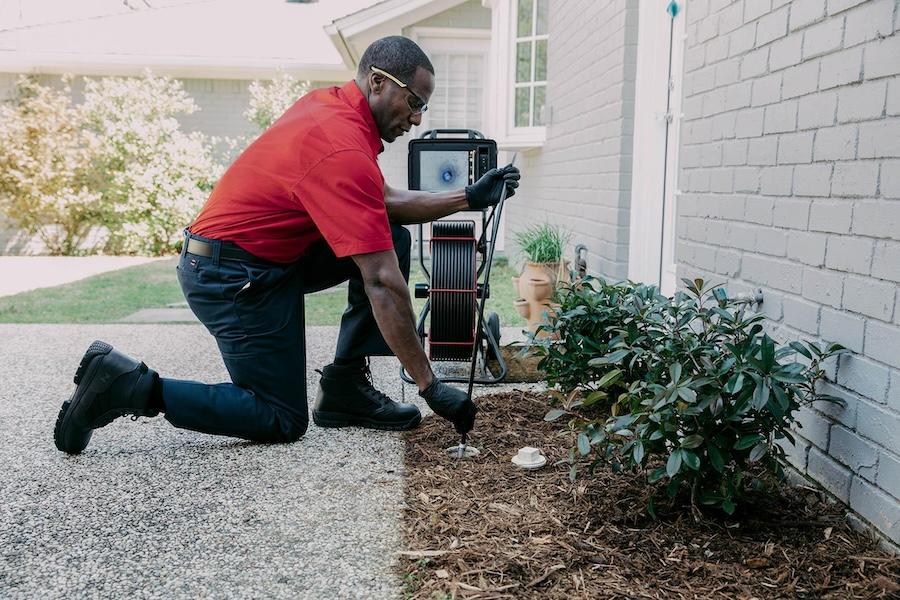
[190,81,393,263]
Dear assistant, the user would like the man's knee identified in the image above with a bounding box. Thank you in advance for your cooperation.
[276,414,308,443]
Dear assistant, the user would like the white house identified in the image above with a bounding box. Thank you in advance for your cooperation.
[1,0,898,547]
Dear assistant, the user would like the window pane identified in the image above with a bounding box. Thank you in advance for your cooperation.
[517,0,533,37]
[516,41,532,82]
[535,39,547,81]
[515,87,531,127]
[536,0,549,35]
[533,85,546,126]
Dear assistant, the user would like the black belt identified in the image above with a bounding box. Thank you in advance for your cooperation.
[185,237,271,265]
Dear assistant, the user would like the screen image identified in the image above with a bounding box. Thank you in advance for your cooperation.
[418,150,470,192]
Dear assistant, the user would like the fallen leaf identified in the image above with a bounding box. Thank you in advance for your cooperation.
[418,492,430,504]
[435,569,450,579]
[397,550,449,559]
[874,575,900,593]
[823,526,833,541]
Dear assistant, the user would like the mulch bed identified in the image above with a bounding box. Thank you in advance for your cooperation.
[399,391,900,599]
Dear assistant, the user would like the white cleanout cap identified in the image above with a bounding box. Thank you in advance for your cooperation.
[511,446,546,469]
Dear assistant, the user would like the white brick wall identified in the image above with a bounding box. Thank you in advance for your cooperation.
[509,0,638,279]
[677,0,900,545]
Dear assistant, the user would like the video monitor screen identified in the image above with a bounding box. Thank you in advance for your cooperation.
[418,150,470,192]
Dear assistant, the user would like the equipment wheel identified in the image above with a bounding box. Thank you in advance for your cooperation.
[484,312,501,361]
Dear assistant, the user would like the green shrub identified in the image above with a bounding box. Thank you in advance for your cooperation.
[540,277,846,516]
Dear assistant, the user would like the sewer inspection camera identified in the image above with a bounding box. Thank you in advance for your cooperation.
[400,129,516,459]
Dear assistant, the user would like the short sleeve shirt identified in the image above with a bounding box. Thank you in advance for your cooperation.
[189,81,392,263]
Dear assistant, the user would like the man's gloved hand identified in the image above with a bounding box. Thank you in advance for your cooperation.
[465,164,521,210]
[418,379,477,434]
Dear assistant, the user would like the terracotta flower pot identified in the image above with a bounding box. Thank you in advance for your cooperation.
[513,260,570,336]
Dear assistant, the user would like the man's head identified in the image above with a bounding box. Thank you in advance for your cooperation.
[355,36,435,143]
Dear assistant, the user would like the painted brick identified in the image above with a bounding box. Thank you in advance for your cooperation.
[849,477,900,544]
[887,79,900,116]
[813,125,857,161]
[748,136,779,165]
[783,59,821,99]
[774,198,811,228]
[839,355,891,402]
[804,17,846,61]
[719,1,744,34]
[715,57,741,86]
[872,241,900,282]
[844,0,896,46]
[702,141,724,166]
[761,165,793,194]
[858,119,900,158]
[798,90,838,128]
[863,35,900,80]
[770,32,803,70]
[778,436,810,470]
[734,166,761,192]
[790,0,827,31]
[802,266,845,307]
[735,107,765,137]
[826,0,868,14]
[757,225,788,254]
[819,46,864,89]
[796,405,833,447]
[723,139,749,165]
[843,275,896,320]
[889,370,900,411]
[793,163,832,196]
[756,6,789,46]
[712,111,739,139]
[730,22,758,56]
[745,196,775,224]
[857,399,900,452]
[744,0,772,23]
[752,72,783,105]
[728,222,759,250]
[809,199,852,233]
[710,167,735,192]
[820,306,866,352]
[876,450,900,501]
[808,447,853,502]
[853,201,900,240]
[787,230,827,265]
[742,47,770,79]
[725,80,753,110]
[778,131,815,163]
[836,81,887,123]
[825,234,873,274]
[830,425,879,481]
[816,381,859,428]
[708,36,731,64]
[688,0,711,24]
[783,295,821,333]
[882,160,900,198]
[742,254,803,292]
[865,320,900,370]
[764,101,798,133]
[831,161,879,197]
[721,194,748,219]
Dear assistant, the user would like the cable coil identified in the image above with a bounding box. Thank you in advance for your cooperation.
[429,220,477,361]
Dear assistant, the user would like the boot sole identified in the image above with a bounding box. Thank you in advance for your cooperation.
[53,340,113,454]
[312,409,422,431]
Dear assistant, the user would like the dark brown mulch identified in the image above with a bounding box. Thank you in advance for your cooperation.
[399,391,900,599]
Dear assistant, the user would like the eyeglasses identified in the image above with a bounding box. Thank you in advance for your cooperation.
[370,65,429,114]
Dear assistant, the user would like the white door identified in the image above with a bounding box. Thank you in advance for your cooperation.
[628,1,684,295]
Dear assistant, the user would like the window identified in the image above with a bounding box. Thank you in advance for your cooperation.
[513,0,548,128]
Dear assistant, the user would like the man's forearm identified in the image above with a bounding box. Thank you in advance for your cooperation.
[364,273,434,390]
[385,188,469,224]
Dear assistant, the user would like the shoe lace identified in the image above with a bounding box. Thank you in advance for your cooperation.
[357,358,393,407]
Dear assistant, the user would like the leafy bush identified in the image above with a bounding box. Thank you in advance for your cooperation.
[540,277,846,515]
[0,73,222,255]
[245,73,310,131]
[513,223,569,264]
[0,76,101,254]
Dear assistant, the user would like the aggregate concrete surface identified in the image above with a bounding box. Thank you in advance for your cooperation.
[0,324,415,600]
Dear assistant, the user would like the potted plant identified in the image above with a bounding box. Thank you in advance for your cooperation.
[511,223,571,336]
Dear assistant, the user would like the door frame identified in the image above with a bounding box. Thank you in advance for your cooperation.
[627,1,685,295]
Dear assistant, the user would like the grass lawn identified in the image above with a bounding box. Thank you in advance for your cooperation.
[0,255,526,328]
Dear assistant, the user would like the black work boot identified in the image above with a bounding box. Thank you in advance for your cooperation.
[312,362,421,431]
[54,341,160,454]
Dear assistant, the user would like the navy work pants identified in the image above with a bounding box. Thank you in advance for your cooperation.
[160,226,411,442]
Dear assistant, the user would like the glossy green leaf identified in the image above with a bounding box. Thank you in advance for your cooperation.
[748,442,768,462]
[577,432,590,456]
[707,444,725,473]
[735,434,764,450]
[666,450,683,477]
[682,449,700,470]
[681,434,704,449]
[544,408,566,422]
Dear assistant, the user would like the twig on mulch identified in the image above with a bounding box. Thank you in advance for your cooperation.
[398,391,900,599]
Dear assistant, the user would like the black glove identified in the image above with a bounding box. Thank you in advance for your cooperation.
[418,379,477,434]
[464,164,521,210]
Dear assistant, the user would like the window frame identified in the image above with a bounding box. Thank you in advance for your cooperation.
[484,0,547,150]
